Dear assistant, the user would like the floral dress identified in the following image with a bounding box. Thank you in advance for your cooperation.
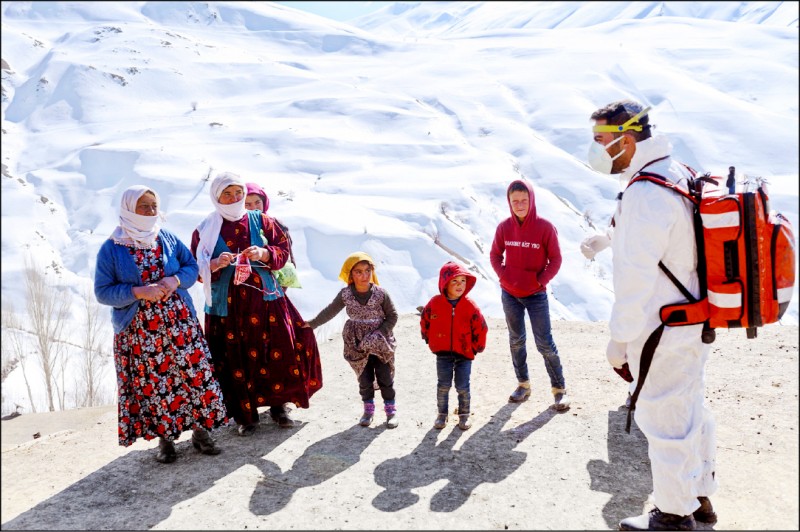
[194,215,323,426]
[113,243,228,446]
[341,285,397,382]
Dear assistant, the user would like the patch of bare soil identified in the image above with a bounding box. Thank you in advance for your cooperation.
[1,316,797,530]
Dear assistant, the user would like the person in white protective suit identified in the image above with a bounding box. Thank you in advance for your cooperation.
[587,100,718,531]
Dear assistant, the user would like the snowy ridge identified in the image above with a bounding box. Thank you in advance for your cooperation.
[1,1,798,412]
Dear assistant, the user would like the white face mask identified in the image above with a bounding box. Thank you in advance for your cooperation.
[587,136,626,174]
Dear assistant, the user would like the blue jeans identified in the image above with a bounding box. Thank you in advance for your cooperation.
[501,289,565,389]
[436,352,472,414]
[436,353,472,391]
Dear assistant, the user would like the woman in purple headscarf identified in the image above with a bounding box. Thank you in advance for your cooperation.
[245,182,296,267]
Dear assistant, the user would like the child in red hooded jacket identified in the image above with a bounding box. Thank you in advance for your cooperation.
[420,261,488,430]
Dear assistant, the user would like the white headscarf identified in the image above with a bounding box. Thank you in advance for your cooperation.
[195,172,248,306]
[110,185,164,248]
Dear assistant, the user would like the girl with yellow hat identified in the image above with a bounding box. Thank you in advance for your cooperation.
[306,252,399,428]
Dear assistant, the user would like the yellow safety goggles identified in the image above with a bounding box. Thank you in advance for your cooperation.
[592,106,651,133]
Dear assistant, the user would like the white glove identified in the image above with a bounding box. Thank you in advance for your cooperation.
[580,234,611,260]
[606,339,627,368]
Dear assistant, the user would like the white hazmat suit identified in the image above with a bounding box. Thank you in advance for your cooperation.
[610,135,718,517]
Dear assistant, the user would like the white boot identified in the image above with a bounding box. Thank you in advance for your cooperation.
[552,387,571,411]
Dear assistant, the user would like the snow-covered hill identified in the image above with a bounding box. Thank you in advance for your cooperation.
[353,1,799,36]
[2,1,798,413]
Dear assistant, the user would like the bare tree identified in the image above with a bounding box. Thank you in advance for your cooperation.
[1,305,20,415]
[77,286,111,407]
[54,344,71,410]
[1,302,37,413]
[1,321,19,382]
[24,258,72,412]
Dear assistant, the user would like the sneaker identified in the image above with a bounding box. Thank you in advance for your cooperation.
[508,382,531,403]
[385,403,399,429]
[552,388,571,411]
[433,413,448,430]
[694,497,717,525]
[620,508,696,531]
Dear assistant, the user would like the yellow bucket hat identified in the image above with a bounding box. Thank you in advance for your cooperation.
[338,251,380,285]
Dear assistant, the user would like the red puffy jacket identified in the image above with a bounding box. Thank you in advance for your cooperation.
[420,262,488,359]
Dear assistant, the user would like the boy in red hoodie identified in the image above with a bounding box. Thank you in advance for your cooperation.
[420,261,488,430]
[490,179,570,411]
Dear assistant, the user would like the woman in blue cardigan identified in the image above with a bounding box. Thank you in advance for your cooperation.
[94,185,228,464]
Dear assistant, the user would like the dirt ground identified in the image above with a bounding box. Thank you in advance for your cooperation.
[1,315,798,530]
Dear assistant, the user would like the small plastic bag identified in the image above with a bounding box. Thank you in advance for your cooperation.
[274,261,302,288]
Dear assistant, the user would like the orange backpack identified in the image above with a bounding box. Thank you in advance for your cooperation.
[631,167,795,338]
[623,166,796,431]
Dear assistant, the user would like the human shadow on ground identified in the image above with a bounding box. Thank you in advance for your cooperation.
[372,402,558,512]
[1,422,300,530]
[249,422,387,515]
[586,407,653,529]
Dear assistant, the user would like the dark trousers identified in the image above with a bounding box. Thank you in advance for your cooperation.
[358,354,395,403]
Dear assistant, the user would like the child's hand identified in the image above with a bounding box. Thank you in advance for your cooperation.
[359,331,390,354]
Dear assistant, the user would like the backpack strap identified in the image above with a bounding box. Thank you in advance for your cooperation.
[612,157,688,224]
[628,172,698,205]
[626,323,665,432]
[624,171,704,316]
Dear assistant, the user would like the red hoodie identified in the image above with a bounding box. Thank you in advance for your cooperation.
[420,261,488,359]
[490,179,562,298]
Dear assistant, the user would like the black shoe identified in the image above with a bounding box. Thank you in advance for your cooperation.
[270,406,295,428]
[192,429,221,455]
[237,423,257,437]
[155,438,177,464]
[694,497,717,525]
[508,383,531,403]
[619,508,696,531]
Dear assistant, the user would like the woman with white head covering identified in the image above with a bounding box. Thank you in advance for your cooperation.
[95,185,228,464]
[191,172,323,436]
